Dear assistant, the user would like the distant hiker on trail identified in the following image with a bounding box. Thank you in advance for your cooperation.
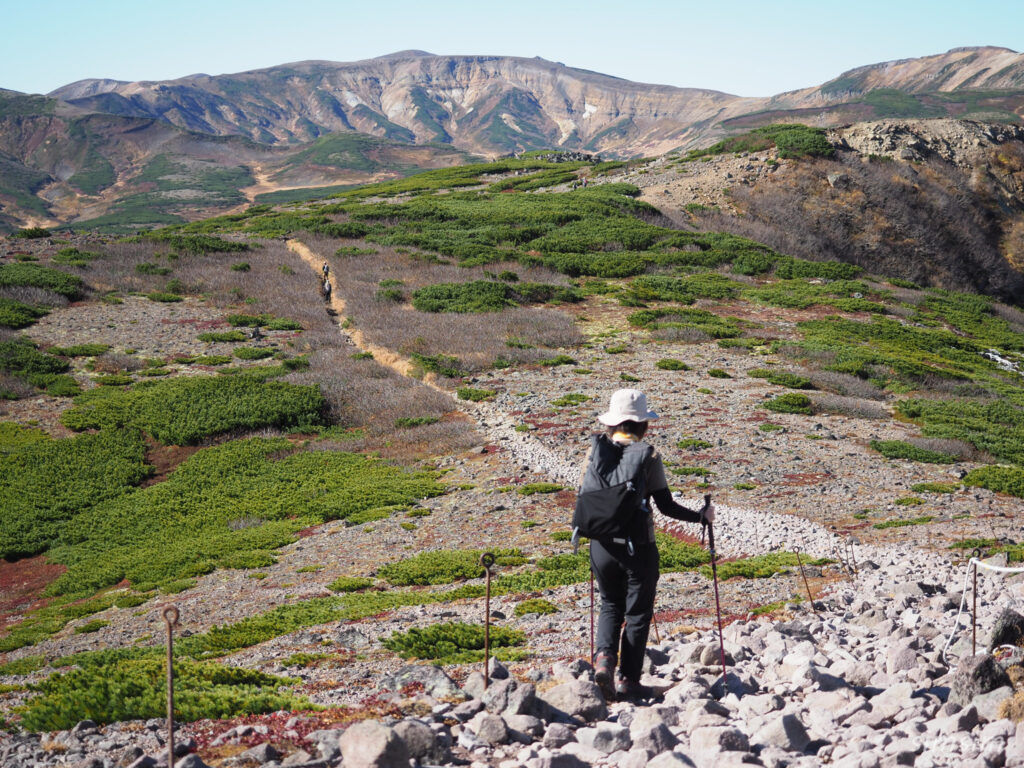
[322,260,330,279]
[576,388,714,701]
[322,278,332,301]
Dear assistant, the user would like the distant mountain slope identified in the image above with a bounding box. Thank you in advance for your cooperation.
[49,52,742,156]
[2,47,1023,230]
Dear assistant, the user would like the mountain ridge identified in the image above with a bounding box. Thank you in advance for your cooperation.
[2,46,1024,231]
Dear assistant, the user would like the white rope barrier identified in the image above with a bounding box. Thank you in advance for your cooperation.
[941,557,1024,668]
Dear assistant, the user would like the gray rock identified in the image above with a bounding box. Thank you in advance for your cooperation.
[972,685,1013,723]
[542,722,576,749]
[870,682,915,720]
[127,758,158,768]
[506,714,544,738]
[481,677,517,713]
[531,755,590,768]
[538,680,608,722]
[174,758,211,768]
[503,682,538,716]
[989,607,1024,651]
[576,722,631,754]
[473,712,510,746]
[886,642,918,675]
[381,664,463,699]
[689,725,750,753]
[334,627,370,648]
[488,657,510,679]
[339,720,410,768]
[280,750,315,766]
[451,698,485,721]
[239,743,281,764]
[631,722,678,755]
[936,704,979,735]
[752,712,810,753]
[305,729,342,762]
[393,719,450,764]
[950,654,1012,707]
[646,753,697,767]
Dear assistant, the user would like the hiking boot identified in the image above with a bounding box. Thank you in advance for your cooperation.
[593,652,616,701]
[615,676,659,702]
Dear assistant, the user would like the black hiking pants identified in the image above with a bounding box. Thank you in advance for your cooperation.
[590,538,659,682]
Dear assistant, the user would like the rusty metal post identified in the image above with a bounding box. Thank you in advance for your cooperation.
[480,553,495,690]
[972,549,981,656]
[795,550,817,614]
[163,605,179,768]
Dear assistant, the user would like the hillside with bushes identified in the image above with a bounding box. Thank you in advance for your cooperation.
[2,146,1024,763]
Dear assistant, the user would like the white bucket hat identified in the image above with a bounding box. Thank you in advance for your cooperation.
[598,388,659,426]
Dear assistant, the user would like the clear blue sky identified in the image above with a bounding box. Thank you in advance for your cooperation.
[3,0,1021,97]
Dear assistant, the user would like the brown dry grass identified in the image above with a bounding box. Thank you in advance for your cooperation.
[70,237,479,459]
[300,236,582,372]
[811,393,890,420]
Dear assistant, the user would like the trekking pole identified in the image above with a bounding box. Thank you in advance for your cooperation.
[589,566,595,663]
[163,605,179,768]
[480,553,496,690]
[700,494,728,691]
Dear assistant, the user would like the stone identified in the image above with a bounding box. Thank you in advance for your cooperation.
[280,751,314,766]
[990,608,1024,651]
[752,712,810,753]
[936,704,979,735]
[503,682,538,716]
[950,654,1012,707]
[575,722,631,754]
[489,657,510,680]
[530,754,590,768]
[334,628,370,648]
[473,713,511,746]
[972,685,1013,723]
[870,682,916,720]
[537,680,608,722]
[239,743,282,763]
[689,726,750,753]
[382,664,463,699]
[646,753,697,767]
[505,714,544,739]
[450,698,484,722]
[481,677,517,713]
[339,720,410,768]
[631,722,678,755]
[886,642,919,675]
[394,719,450,764]
[127,758,158,768]
[173,758,212,768]
[542,722,576,749]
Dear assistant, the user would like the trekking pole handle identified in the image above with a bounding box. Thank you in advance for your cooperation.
[702,494,715,556]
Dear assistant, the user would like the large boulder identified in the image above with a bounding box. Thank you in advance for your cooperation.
[990,607,1024,651]
[339,720,410,768]
[393,719,450,764]
[950,654,1012,707]
[537,680,608,723]
[751,712,810,753]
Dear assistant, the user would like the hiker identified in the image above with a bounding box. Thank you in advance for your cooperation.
[322,278,332,301]
[580,388,714,701]
[322,260,329,279]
